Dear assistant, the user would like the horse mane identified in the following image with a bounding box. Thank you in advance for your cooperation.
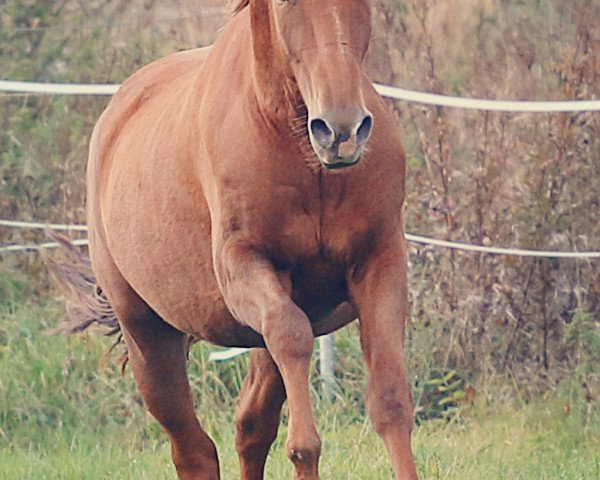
[231,0,250,14]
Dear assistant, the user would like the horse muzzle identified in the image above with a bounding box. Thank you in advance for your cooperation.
[308,110,373,170]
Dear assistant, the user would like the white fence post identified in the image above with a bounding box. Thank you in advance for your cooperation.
[319,334,335,403]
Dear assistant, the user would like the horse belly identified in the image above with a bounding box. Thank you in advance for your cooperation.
[99,157,264,347]
[105,207,260,345]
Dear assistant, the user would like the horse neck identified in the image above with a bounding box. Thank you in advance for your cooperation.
[248,1,302,123]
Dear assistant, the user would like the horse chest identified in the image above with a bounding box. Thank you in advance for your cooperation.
[241,176,380,269]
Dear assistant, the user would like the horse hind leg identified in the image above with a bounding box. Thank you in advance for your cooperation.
[87,241,220,479]
[120,309,220,480]
[236,349,286,480]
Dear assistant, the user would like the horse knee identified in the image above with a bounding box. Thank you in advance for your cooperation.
[367,386,414,438]
[262,303,314,364]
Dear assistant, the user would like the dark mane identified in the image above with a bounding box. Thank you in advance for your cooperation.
[232,0,250,14]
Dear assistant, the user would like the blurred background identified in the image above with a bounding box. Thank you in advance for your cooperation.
[1,1,599,478]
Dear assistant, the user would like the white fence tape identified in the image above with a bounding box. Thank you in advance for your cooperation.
[209,347,250,362]
[373,84,600,112]
[0,238,89,254]
[2,79,600,112]
[404,234,600,259]
[0,80,118,96]
[2,219,599,259]
[0,219,87,231]
[209,336,336,363]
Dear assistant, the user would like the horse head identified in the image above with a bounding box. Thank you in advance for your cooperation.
[251,0,374,169]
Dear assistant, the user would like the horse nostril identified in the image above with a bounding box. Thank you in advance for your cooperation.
[356,115,373,146]
[309,118,334,148]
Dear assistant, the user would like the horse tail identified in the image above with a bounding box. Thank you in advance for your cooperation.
[45,231,126,368]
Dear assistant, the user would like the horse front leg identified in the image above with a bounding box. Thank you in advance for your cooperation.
[216,241,321,480]
[347,238,418,480]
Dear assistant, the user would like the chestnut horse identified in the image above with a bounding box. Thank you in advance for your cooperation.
[69,0,417,478]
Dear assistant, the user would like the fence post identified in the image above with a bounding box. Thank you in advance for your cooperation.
[319,333,335,403]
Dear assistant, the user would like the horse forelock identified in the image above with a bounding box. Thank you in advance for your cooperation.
[231,0,250,14]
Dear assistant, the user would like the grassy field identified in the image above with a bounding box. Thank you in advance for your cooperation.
[0,300,598,480]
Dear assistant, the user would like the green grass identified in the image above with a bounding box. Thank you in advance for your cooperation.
[414,402,600,479]
[0,300,598,479]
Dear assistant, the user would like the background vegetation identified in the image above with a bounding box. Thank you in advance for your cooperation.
[1,0,599,477]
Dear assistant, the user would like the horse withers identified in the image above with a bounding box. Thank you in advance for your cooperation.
[55,1,418,478]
